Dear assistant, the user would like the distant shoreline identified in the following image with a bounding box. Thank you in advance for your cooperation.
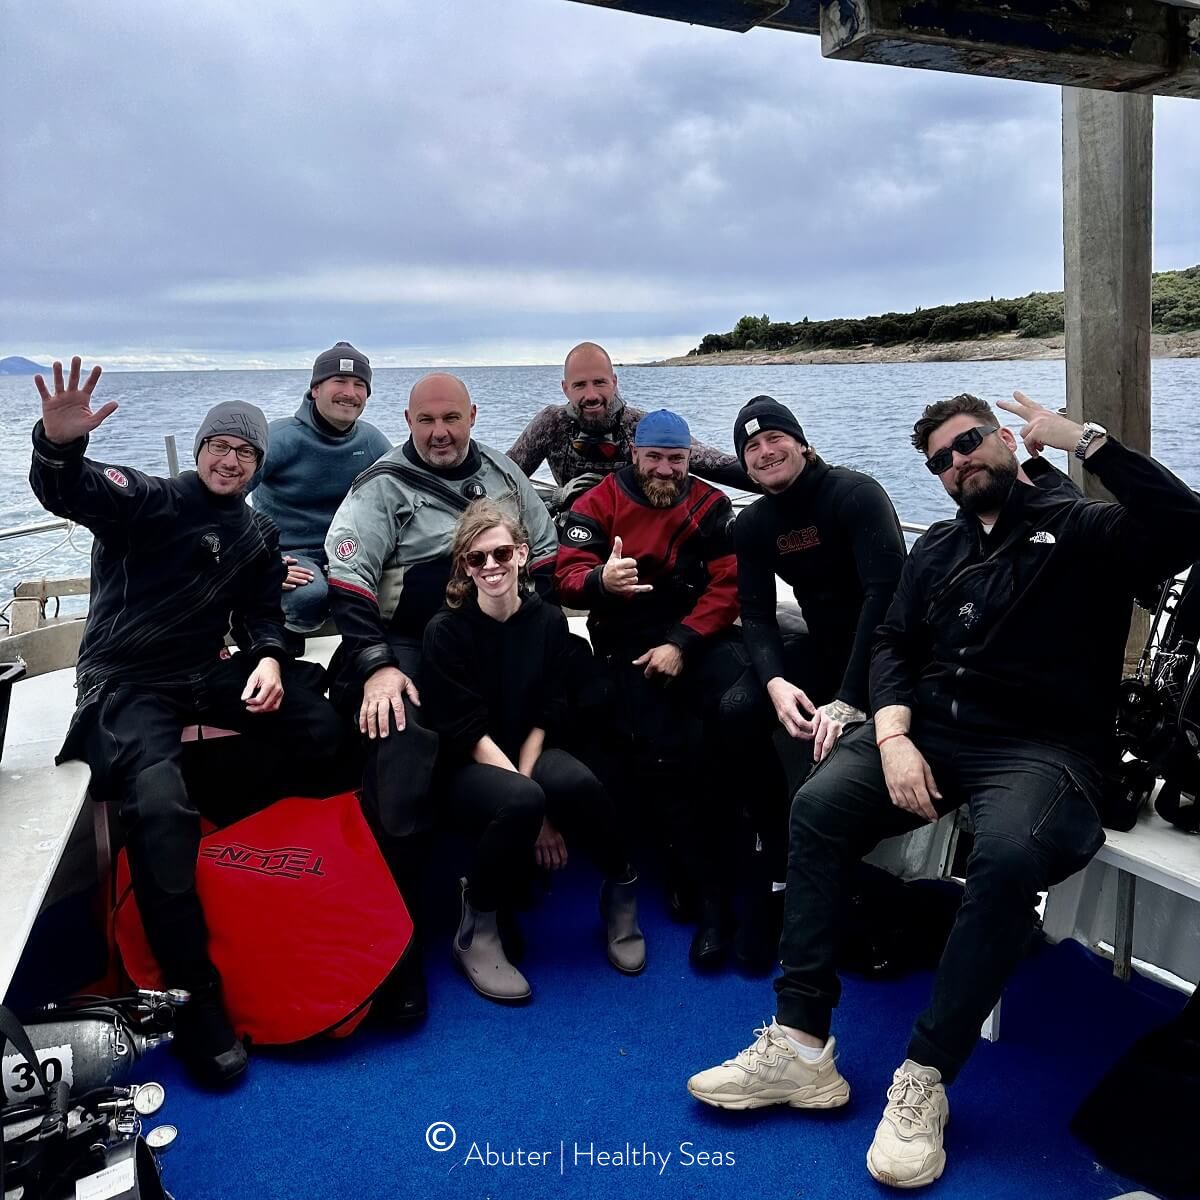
[648,330,1200,368]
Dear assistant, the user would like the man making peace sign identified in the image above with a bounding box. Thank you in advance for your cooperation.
[689,389,1200,1189]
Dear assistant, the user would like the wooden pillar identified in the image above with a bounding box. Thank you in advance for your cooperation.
[1061,88,1154,668]
[1061,88,1154,477]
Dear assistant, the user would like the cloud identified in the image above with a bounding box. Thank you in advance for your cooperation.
[2,0,1195,365]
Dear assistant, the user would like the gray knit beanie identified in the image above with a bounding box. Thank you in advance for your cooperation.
[311,341,372,396]
[193,401,269,462]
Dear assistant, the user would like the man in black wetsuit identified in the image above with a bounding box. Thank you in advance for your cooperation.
[730,395,907,966]
[690,390,1200,1189]
[31,358,346,1087]
[507,341,755,509]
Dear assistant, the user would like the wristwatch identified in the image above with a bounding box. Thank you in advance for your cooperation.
[1074,421,1108,460]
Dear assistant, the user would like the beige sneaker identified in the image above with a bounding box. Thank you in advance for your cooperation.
[866,1060,950,1188]
[687,1022,850,1110]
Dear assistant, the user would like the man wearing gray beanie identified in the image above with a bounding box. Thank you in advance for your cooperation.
[249,342,390,644]
[30,357,350,1089]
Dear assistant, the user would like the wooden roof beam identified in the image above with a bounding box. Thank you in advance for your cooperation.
[565,1,1200,98]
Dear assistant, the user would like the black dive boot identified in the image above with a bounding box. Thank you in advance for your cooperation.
[372,941,428,1024]
[689,895,734,971]
[734,886,786,974]
[174,981,247,1087]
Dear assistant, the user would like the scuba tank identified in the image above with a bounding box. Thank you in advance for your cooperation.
[3,1002,179,1200]
[1,991,182,1104]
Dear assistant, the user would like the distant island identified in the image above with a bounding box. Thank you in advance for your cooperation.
[0,356,50,376]
[659,265,1200,367]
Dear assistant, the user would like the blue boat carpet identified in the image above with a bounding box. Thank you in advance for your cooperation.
[127,862,1182,1200]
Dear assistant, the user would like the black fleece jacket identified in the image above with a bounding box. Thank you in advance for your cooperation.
[871,438,1200,761]
[420,591,569,763]
[30,421,287,696]
[734,457,906,711]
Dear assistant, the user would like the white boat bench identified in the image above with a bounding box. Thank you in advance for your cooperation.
[0,668,96,1001]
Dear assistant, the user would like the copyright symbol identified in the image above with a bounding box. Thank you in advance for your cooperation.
[425,1121,456,1152]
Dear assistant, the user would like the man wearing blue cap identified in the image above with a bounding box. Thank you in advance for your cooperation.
[556,410,772,969]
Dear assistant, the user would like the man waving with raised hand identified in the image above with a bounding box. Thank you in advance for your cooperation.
[689,388,1200,1190]
[31,357,346,1089]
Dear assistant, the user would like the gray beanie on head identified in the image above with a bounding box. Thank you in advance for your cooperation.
[311,341,372,396]
[193,401,269,462]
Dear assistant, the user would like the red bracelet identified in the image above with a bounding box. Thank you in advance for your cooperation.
[876,732,908,750]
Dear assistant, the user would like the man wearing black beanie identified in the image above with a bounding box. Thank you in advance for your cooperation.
[727,394,907,970]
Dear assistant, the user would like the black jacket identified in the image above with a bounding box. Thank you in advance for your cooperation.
[421,592,569,763]
[871,438,1200,760]
[30,421,287,696]
[734,457,907,711]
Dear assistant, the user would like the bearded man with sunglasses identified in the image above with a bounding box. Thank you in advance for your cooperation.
[507,342,754,512]
[688,389,1200,1189]
[31,358,347,1088]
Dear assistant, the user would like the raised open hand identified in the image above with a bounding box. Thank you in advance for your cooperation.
[34,357,117,445]
[996,390,1083,458]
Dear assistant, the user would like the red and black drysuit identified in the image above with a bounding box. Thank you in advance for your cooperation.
[555,466,768,900]
[30,423,349,998]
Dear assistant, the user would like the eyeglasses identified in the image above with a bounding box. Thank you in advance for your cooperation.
[924,425,999,475]
[463,544,516,569]
[204,438,259,463]
[571,432,620,462]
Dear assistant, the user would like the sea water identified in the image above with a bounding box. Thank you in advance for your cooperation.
[0,358,1196,586]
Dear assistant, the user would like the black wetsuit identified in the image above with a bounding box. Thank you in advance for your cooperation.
[30,422,345,992]
[734,456,907,712]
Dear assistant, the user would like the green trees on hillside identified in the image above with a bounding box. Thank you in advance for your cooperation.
[689,266,1199,356]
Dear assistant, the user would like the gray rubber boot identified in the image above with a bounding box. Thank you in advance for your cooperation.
[600,877,646,975]
[453,878,532,1003]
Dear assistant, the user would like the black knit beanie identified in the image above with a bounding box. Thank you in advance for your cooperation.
[733,395,806,466]
[311,341,372,396]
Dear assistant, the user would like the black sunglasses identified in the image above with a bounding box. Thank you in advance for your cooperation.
[463,544,516,569]
[925,425,999,475]
[571,432,620,462]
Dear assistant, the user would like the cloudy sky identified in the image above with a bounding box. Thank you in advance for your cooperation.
[3,0,1197,369]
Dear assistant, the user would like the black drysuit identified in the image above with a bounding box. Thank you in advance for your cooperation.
[31,423,346,990]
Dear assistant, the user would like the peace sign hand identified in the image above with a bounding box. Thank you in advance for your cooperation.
[996,390,1082,459]
[35,357,118,446]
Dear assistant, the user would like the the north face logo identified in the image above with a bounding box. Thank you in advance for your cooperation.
[200,842,326,879]
[103,467,128,488]
[1029,531,1056,544]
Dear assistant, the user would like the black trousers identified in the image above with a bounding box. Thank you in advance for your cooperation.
[62,657,347,990]
[592,633,781,898]
[446,748,628,912]
[332,637,440,921]
[774,719,1106,1084]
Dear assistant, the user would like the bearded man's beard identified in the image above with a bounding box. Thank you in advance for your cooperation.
[637,470,683,508]
[954,457,1018,515]
[572,386,624,433]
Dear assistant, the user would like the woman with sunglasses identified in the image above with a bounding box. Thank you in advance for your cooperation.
[421,500,645,1002]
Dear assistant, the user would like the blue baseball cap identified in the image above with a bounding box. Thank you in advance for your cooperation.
[634,409,691,449]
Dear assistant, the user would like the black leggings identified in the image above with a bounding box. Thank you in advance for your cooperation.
[446,748,628,912]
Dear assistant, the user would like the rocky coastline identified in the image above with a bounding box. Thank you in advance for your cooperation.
[649,330,1200,368]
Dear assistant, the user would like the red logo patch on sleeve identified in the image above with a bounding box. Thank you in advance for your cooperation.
[334,538,358,560]
[103,467,129,488]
